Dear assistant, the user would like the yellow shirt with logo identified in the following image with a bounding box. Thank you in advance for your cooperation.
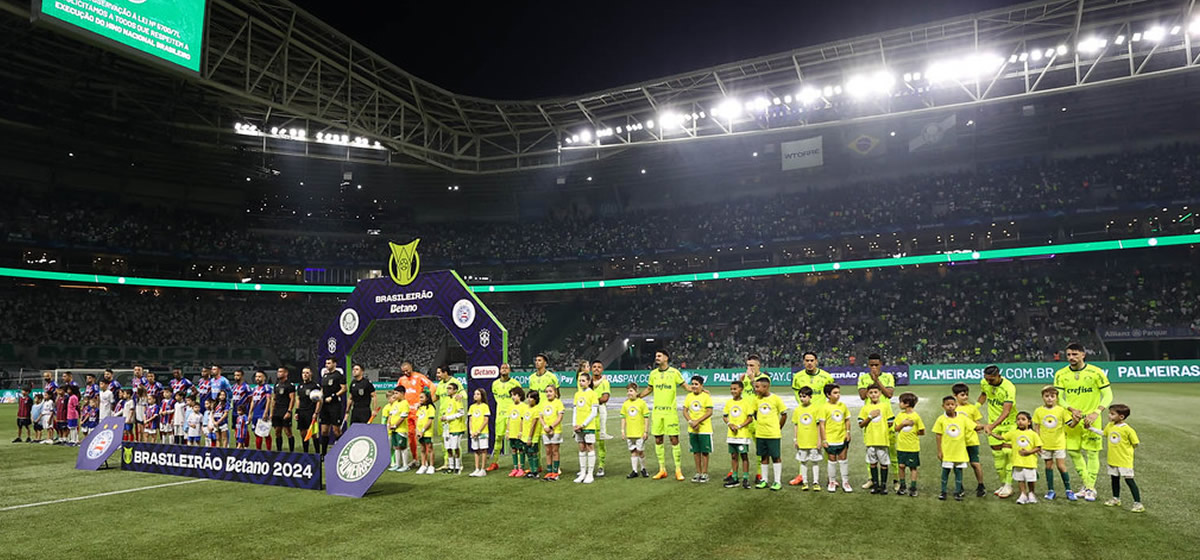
[1005,428,1043,469]
[822,401,851,445]
[468,402,490,436]
[620,398,650,439]
[893,410,925,453]
[752,393,786,439]
[1033,405,1069,450]
[1103,422,1139,469]
[793,403,821,449]
[683,392,714,434]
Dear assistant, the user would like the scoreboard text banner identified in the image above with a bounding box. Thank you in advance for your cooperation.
[36,0,207,72]
[120,442,322,490]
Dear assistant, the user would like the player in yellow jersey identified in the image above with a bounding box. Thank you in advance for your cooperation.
[1005,411,1044,504]
[933,395,976,500]
[893,392,925,497]
[441,382,467,475]
[572,372,601,484]
[505,386,528,477]
[858,384,895,495]
[979,365,1017,498]
[1054,342,1114,502]
[637,350,689,481]
[790,386,823,490]
[521,391,542,478]
[857,354,898,492]
[539,385,565,481]
[723,379,754,489]
[591,361,612,477]
[620,383,651,478]
[527,354,560,393]
[683,376,714,483]
[414,392,437,474]
[1032,386,1073,501]
[1101,404,1143,512]
[467,389,491,477]
[820,383,853,492]
[382,391,411,472]
[952,383,988,497]
[751,377,788,491]
[487,364,522,471]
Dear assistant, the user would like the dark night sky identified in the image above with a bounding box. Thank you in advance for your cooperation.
[293,0,1025,99]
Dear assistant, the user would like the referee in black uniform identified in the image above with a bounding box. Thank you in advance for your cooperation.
[272,367,297,452]
[319,358,346,457]
[347,364,375,425]
[296,367,320,454]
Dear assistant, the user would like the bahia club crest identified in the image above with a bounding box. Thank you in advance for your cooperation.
[388,239,421,286]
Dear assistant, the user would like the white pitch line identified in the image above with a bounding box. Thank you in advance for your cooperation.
[0,479,209,512]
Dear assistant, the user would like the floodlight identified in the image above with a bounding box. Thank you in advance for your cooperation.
[1144,26,1165,42]
[798,87,820,103]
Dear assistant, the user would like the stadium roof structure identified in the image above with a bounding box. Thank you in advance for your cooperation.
[2,0,1200,175]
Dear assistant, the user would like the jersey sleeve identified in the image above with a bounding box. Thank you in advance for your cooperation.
[916,415,926,432]
[932,416,944,435]
[857,406,870,422]
[857,374,870,390]
[1128,426,1139,446]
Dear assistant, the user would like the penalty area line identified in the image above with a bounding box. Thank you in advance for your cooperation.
[0,479,209,512]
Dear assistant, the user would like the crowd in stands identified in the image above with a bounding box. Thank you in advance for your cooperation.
[3,146,1197,271]
[1,252,1193,375]
[552,253,1198,368]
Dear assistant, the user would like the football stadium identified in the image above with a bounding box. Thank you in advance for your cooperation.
[2,0,1200,557]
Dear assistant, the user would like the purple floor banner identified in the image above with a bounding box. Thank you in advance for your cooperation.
[75,419,125,470]
[120,443,322,490]
[324,424,389,498]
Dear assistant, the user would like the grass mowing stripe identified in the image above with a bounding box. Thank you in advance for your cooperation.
[0,479,208,511]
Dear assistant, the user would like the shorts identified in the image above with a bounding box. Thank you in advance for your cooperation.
[494,412,510,439]
[542,433,563,445]
[755,438,781,460]
[1040,449,1067,460]
[68,419,78,429]
[987,426,1013,447]
[271,414,291,428]
[217,423,229,432]
[175,425,185,436]
[865,446,891,466]
[509,438,524,453]
[418,437,432,445]
[525,442,541,454]
[125,423,133,432]
[296,411,315,431]
[941,461,968,469]
[319,403,344,425]
[17,418,31,428]
[390,432,408,448]
[1065,421,1104,451]
[896,450,921,468]
[1107,466,1135,478]
[145,428,157,435]
[349,407,371,425]
[651,411,680,437]
[188,436,201,444]
[688,433,712,454]
[795,448,821,462]
[574,430,596,445]
[825,443,848,458]
[445,432,464,450]
[627,438,646,452]
[728,443,749,455]
[56,422,67,431]
[1012,467,1038,482]
[470,435,489,452]
[966,445,981,464]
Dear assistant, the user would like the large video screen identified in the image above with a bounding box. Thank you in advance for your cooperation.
[35,0,207,73]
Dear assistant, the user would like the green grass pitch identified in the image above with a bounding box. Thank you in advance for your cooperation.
[2,383,1199,560]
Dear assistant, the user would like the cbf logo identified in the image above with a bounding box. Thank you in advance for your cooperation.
[87,429,116,460]
[339,308,360,335]
[388,239,421,286]
[336,436,378,482]
[479,328,491,348]
[326,337,338,354]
